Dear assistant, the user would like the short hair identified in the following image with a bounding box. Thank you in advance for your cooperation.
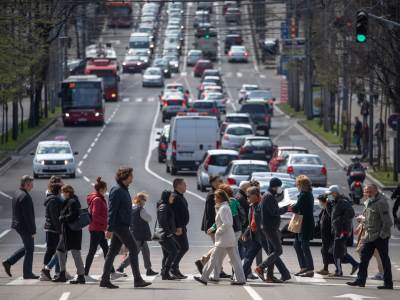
[214,189,230,203]
[115,167,133,184]
[133,192,148,204]
[20,175,33,187]
[94,177,107,192]
[296,175,312,192]
[173,178,185,189]
[209,175,220,185]
[366,183,378,191]
[61,184,74,196]
[247,186,260,197]
[249,180,260,187]
[218,183,234,197]
[48,176,62,194]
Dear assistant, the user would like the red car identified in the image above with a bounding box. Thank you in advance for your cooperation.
[269,146,309,172]
[193,60,213,77]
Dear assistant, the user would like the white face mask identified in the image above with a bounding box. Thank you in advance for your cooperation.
[327,194,334,201]
[276,187,283,194]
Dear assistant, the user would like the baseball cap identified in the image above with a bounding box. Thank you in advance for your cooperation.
[325,185,340,195]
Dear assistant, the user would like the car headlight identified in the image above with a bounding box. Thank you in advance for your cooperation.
[174,63,178,67]
[35,159,45,165]
[64,159,74,165]
[65,113,70,118]
[137,62,142,65]
[95,112,100,117]
[164,70,168,73]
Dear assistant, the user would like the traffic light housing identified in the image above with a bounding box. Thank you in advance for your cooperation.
[356,11,368,43]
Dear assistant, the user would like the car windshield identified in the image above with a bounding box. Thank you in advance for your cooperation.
[62,82,102,108]
[248,90,272,99]
[233,164,269,175]
[193,102,213,108]
[243,86,258,91]
[189,52,202,57]
[260,180,296,191]
[247,139,273,148]
[167,100,184,106]
[206,94,223,100]
[290,156,322,165]
[280,149,308,156]
[287,188,326,201]
[37,145,71,154]
[226,116,249,123]
[241,104,266,113]
[227,127,253,135]
[146,69,160,75]
[209,154,238,166]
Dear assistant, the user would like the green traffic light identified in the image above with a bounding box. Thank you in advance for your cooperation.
[356,33,367,43]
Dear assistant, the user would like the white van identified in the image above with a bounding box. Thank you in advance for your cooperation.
[166,115,220,175]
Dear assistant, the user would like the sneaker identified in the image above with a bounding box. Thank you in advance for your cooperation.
[299,271,314,278]
[294,268,308,276]
[100,280,119,289]
[266,276,283,283]
[171,269,187,279]
[194,276,207,286]
[146,269,158,276]
[23,274,39,280]
[316,269,329,276]
[110,272,126,280]
[70,274,85,284]
[2,261,12,277]
[247,273,258,280]
[134,280,152,288]
[40,269,52,281]
[350,264,359,275]
[254,267,265,281]
[52,271,67,282]
[195,260,203,274]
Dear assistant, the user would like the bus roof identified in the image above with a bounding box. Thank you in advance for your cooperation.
[106,1,131,8]
[85,44,117,59]
[63,75,102,83]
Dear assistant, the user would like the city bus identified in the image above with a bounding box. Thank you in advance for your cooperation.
[106,1,133,28]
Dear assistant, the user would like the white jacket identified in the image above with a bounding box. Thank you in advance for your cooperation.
[214,202,236,248]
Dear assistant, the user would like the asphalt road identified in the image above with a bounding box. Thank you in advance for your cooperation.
[0,2,399,300]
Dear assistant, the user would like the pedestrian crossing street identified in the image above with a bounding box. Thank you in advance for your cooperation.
[5,273,394,288]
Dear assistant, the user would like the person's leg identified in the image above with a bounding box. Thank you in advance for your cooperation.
[84,231,101,275]
[200,247,224,282]
[342,253,359,267]
[117,255,131,271]
[242,240,261,278]
[255,249,262,265]
[300,240,314,271]
[227,247,246,283]
[375,238,393,287]
[140,241,152,271]
[356,241,375,285]
[6,232,28,267]
[20,233,34,277]
[101,232,122,283]
[43,232,59,266]
[171,231,189,272]
[259,231,283,270]
[71,250,85,276]
[159,238,179,276]
[97,232,115,273]
[373,249,384,274]
[57,250,67,273]
[293,236,306,269]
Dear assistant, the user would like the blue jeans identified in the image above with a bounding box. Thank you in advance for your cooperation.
[6,231,34,277]
[293,235,314,271]
[47,255,60,273]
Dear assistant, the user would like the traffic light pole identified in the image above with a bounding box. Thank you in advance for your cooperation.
[303,0,313,119]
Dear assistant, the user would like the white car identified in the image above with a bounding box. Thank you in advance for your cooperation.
[221,123,255,150]
[32,140,78,178]
[142,67,164,87]
[238,84,259,102]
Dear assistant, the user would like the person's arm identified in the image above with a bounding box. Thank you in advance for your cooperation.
[216,206,233,235]
[48,200,62,233]
[378,199,393,238]
[393,197,400,220]
[292,193,304,214]
[107,189,121,232]
[61,199,80,223]
[158,204,172,236]
[21,195,36,235]
[140,207,152,223]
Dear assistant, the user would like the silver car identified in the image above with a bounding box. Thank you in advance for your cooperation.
[223,159,270,187]
[238,84,259,102]
[221,123,255,150]
[142,67,164,87]
[203,92,227,114]
[196,149,239,192]
[277,153,328,187]
[228,45,249,62]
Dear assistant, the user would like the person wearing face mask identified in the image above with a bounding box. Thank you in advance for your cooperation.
[316,194,334,275]
[347,184,393,289]
[254,178,291,283]
[326,185,359,277]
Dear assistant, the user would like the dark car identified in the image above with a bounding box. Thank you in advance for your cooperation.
[157,125,170,163]
[153,58,172,78]
[193,59,213,77]
[122,55,147,73]
[239,101,271,136]
[239,137,276,162]
[162,98,187,122]
[189,100,220,121]
[225,8,241,25]
[224,34,243,54]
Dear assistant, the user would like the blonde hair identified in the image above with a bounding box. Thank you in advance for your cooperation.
[218,183,234,197]
[296,175,312,192]
[133,192,148,204]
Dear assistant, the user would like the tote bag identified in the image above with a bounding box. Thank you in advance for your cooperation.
[288,213,303,233]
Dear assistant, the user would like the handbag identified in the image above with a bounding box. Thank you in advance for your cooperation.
[152,219,163,241]
[288,213,303,233]
[68,208,91,231]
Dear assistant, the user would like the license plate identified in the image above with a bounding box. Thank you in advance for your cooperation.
[78,118,87,122]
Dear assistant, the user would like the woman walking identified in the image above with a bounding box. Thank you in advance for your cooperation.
[194,189,246,286]
[291,175,315,277]
[40,176,63,281]
[157,190,179,280]
[53,185,85,284]
[116,192,158,276]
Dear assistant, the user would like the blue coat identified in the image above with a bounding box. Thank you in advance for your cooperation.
[107,184,132,231]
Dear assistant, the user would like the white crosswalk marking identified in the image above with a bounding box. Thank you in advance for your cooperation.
[294,274,326,283]
[180,72,187,76]
[260,74,266,79]
[136,98,143,102]
[148,97,155,102]
[237,72,243,78]
[226,72,233,78]
[122,97,130,102]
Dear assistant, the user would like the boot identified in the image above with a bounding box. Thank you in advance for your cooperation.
[70,274,85,284]
[52,271,67,282]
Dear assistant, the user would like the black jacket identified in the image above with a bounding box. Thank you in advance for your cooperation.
[59,195,82,251]
[44,193,63,233]
[171,190,189,229]
[392,186,400,220]
[107,183,132,231]
[157,190,176,239]
[235,190,250,231]
[260,190,288,233]
[318,202,333,242]
[11,188,36,235]
[130,206,152,241]
[331,195,355,236]
[201,190,216,232]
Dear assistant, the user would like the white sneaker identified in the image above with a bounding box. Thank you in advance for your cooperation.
[110,272,126,280]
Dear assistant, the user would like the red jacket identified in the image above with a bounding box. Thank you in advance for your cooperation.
[87,192,108,232]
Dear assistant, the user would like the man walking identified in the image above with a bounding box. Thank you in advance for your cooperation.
[171,178,190,279]
[255,178,291,282]
[99,167,151,289]
[347,184,393,289]
[2,175,38,279]
[353,117,362,154]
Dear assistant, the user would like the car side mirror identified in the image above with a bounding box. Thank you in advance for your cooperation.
[74,151,79,155]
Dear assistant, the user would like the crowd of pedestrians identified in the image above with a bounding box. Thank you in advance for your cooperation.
[1,168,398,290]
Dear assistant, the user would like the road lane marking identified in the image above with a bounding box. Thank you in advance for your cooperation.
[59,292,70,300]
[237,72,243,78]
[77,168,82,174]
[83,176,90,183]
[82,154,88,160]
[0,190,12,199]
[148,97,155,102]
[243,286,263,300]
[260,74,266,79]
[122,97,130,102]
[136,98,143,102]
[0,229,11,240]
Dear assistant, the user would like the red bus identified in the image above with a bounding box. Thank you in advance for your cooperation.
[85,59,119,101]
[60,75,105,126]
[106,1,133,28]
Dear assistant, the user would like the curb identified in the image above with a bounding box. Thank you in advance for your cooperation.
[0,117,60,168]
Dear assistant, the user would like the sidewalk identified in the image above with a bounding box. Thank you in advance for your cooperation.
[0,98,31,135]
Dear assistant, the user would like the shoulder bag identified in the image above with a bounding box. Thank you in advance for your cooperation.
[288,213,303,233]
[68,208,91,231]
